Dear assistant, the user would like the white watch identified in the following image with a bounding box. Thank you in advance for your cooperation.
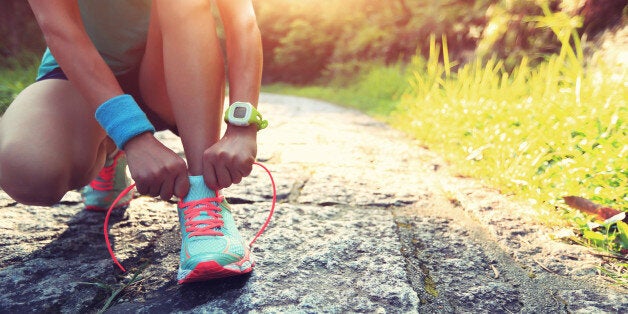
[224,102,268,130]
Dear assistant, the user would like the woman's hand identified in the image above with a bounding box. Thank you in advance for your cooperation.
[202,125,257,190]
[124,132,190,200]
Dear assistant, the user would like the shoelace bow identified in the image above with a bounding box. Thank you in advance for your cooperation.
[104,162,276,272]
[179,196,225,237]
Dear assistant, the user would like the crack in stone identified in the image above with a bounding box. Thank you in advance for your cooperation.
[1,201,18,207]
[226,197,255,205]
[57,200,82,206]
[390,208,427,306]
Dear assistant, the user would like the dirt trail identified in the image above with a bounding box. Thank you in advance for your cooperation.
[0,93,625,313]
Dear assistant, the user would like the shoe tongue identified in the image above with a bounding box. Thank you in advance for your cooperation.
[184,176,217,203]
[184,176,221,232]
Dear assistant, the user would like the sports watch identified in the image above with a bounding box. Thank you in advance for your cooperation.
[224,102,268,130]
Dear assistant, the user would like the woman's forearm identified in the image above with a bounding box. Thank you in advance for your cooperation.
[217,0,263,108]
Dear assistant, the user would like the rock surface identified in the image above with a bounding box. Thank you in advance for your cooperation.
[0,93,626,313]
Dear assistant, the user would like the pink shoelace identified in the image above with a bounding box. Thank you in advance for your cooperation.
[179,196,226,237]
[104,162,277,272]
[90,152,123,191]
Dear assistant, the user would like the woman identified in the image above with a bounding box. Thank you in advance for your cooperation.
[0,0,265,284]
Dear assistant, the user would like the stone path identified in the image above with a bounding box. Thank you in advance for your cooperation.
[0,93,626,313]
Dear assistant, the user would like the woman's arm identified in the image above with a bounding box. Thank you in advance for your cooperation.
[28,0,123,106]
[154,0,263,190]
[28,0,190,200]
[215,0,263,109]
[198,0,263,189]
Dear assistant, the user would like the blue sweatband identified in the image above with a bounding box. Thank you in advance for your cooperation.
[95,94,156,149]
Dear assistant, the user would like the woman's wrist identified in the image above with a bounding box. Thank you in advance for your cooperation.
[224,123,258,138]
[95,94,155,149]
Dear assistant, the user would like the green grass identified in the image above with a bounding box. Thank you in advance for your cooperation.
[264,63,407,118]
[395,28,626,249]
[264,9,627,274]
[401,34,625,202]
[78,263,148,313]
[0,54,38,114]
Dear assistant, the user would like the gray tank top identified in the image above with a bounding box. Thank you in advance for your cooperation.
[38,0,151,78]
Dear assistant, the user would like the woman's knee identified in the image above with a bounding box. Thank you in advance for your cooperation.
[0,143,70,206]
[0,80,105,206]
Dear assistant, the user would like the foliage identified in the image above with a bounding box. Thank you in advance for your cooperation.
[78,263,147,314]
[255,0,343,83]
[475,0,567,69]
[268,6,627,262]
[264,62,407,117]
[2,0,622,86]
[0,54,39,114]
[253,0,625,84]
[255,0,494,84]
[395,10,626,256]
[0,0,44,65]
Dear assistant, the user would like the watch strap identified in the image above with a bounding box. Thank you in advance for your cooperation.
[252,109,269,130]
[224,102,268,131]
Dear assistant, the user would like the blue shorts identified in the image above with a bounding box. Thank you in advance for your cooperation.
[36,67,68,81]
[37,67,177,134]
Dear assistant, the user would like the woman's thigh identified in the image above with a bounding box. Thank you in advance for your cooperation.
[138,0,224,138]
[138,1,176,129]
[0,79,110,204]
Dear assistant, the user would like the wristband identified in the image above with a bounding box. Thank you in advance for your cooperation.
[95,94,155,149]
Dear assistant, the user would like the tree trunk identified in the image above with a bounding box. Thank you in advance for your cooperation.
[0,0,36,57]
[579,0,627,36]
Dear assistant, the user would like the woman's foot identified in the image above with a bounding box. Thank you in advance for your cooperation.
[176,176,253,284]
[81,151,133,211]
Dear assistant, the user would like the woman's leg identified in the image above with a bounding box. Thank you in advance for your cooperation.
[139,0,225,175]
[138,1,254,283]
[0,79,112,206]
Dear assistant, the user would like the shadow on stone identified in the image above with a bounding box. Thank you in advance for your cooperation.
[104,272,252,312]
[0,207,132,312]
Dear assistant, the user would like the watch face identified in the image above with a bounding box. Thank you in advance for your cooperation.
[234,106,247,119]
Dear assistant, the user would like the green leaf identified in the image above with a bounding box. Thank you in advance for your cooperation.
[570,131,586,138]
[583,230,606,247]
[617,221,628,249]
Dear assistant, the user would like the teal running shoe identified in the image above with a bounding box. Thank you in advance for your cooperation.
[81,151,133,212]
[177,176,253,284]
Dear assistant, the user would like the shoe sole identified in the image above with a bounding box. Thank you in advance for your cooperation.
[177,260,254,284]
[178,249,254,284]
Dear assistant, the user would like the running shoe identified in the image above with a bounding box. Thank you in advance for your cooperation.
[81,151,133,211]
[177,176,253,284]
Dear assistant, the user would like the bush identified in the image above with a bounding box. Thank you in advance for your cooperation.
[0,53,39,114]
[394,21,626,254]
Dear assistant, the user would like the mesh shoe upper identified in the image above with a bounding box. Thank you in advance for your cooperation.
[81,151,133,211]
[177,176,251,282]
